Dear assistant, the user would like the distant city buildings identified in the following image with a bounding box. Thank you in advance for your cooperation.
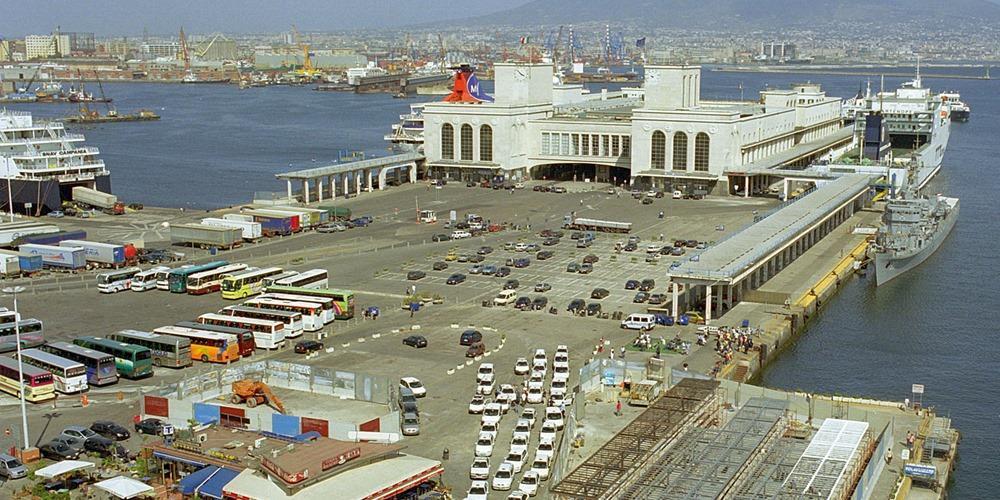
[141,42,180,59]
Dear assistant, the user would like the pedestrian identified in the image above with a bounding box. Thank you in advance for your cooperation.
[609,349,615,361]
[682,362,689,372]
[885,448,893,465]
[580,199,584,206]
[620,346,626,359]
[615,400,622,416]
[655,345,661,359]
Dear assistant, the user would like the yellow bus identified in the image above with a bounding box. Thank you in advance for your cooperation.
[0,356,56,402]
[153,326,240,364]
[220,267,284,300]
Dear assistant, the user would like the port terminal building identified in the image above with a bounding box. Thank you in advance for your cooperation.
[421,63,851,195]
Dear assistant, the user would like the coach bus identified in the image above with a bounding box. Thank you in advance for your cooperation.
[221,267,285,300]
[220,306,303,338]
[259,293,335,324]
[97,267,143,294]
[152,326,240,364]
[272,269,328,289]
[108,330,193,369]
[131,266,168,292]
[168,261,228,293]
[175,321,255,357]
[0,319,45,354]
[186,263,249,295]
[41,342,118,386]
[0,356,55,402]
[73,336,153,379]
[244,298,325,332]
[265,286,355,320]
[20,348,88,394]
[196,313,286,350]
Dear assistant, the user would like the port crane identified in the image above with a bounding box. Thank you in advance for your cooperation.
[291,25,323,80]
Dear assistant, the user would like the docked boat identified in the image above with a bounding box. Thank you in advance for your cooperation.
[64,109,160,123]
[874,191,959,286]
[940,92,970,122]
[384,103,425,151]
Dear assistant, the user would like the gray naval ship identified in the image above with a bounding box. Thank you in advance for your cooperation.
[874,191,959,286]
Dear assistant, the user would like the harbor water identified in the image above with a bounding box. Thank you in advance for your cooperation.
[8,68,998,497]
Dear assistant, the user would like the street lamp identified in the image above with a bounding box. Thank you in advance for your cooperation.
[2,286,29,451]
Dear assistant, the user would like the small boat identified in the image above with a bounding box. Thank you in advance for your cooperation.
[64,109,160,124]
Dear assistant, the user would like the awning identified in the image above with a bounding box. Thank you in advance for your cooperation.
[179,465,241,499]
[179,466,220,495]
[34,460,95,479]
[93,476,154,499]
[153,450,208,468]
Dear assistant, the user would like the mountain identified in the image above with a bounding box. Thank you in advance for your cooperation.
[464,0,1000,28]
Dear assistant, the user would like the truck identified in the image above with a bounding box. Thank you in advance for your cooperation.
[627,379,662,407]
[317,206,351,221]
[15,230,88,247]
[0,223,61,247]
[252,208,312,230]
[2,251,43,274]
[0,251,20,277]
[563,214,632,233]
[273,206,329,226]
[241,209,296,235]
[58,240,128,266]
[201,218,262,241]
[71,186,125,215]
[222,213,254,223]
[19,243,87,269]
[169,224,242,250]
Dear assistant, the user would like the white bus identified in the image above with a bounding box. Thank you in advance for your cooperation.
[157,265,194,291]
[131,266,168,291]
[186,263,249,295]
[244,298,325,332]
[220,267,285,300]
[220,305,303,338]
[196,313,286,350]
[20,348,88,394]
[0,308,18,324]
[259,293,335,324]
[97,267,142,294]
[261,271,300,288]
[272,269,329,289]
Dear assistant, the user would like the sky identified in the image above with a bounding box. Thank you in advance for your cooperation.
[0,0,534,36]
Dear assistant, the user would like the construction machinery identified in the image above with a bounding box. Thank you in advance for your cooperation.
[231,380,286,413]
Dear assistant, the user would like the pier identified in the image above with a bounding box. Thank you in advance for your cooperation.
[275,151,423,203]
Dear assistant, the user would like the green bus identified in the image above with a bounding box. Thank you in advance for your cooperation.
[73,336,154,379]
[265,286,355,320]
[167,260,228,293]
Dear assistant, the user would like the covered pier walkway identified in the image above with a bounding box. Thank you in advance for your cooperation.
[275,152,424,203]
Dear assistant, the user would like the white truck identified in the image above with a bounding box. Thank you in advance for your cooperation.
[201,218,262,241]
[562,214,632,233]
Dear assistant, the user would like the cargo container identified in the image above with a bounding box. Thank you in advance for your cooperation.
[273,206,330,226]
[15,230,88,247]
[15,253,42,273]
[170,224,242,250]
[200,218,262,241]
[71,186,117,209]
[58,240,126,266]
[222,213,254,223]
[0,251,19,276]
[250,208,311,230]
[19,243,87,269]
[241,210,296,236]
[317,206,352,221]
[0,223,61,247]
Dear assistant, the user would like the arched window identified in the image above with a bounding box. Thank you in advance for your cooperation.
[441,124,454,160]
[694,132,710,171]
[479,125,493,162]
[672,132,688,170]
[650,131,666,169]
[460,124,474,161]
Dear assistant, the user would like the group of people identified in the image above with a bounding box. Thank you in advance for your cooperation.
[713,326,760,365]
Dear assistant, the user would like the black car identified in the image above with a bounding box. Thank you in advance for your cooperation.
[91,421,131,441]
[455,222,470,230]
[633,292,650,303]
[407,270,426,281]
[625,279,640,290]
[685,239,699,248]
[624,242,638,252]
[460,330,483,346]
[495,267,511,278]
[531,296,549,309]
[542,237,560,246]
[134,418,164,436]
[639,279,656,291]
[295,340,324,354]
[503,279,520,290]
[514,297,532,310]
[40,441,79,461]
[446,273,467,285]
[659,246,674,255]
[433,261,449,270]
[566,263,580,273]
[432,234,449,242]
[83,435,116,456]
[591,288,610,299]
[513,258,530,268]
[478,246,494,255]
[466,181,476,187]
[583,254,600,264]
[567,299,586,313]
[641,197,654,205]
[586,303,603,316]
[468,254,485,263]
[536,250,554,260]
[403,335,428,348]
[570,232,584,240]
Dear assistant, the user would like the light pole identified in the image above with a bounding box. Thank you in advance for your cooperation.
[3,286,29,450]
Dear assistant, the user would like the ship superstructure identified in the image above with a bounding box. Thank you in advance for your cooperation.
[384,103,425,151]
[874,191,959,286]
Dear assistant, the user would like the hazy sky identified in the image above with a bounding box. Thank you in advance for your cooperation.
[0,0,534,36]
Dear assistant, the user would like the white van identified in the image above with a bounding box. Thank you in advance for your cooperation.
[494,289,518,306]
[620,313,656,331]
[672,190,683,199]
[451,230,472,239]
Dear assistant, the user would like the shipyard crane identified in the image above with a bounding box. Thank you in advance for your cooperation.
[437,33,447,67]
[291,25,322,80]
[178,27,191,73]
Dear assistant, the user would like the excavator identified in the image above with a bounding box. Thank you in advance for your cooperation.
[230,380,286,413]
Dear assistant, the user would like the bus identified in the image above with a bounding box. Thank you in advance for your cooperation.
[108,329,193,368]
[186,263,250,295]
[0,356,55,402]
[244,298,325,332]
[131,266,168,292]
[220,305,303,338]
[152,326,240,364]
[97,267,143,294]
[157,265,194,291]
[0,319,44,354]
[196,313,285,350]
[175,321,255,358]
[221,267,285,300]
[73,336,153,379]
[20,348,88,394]
[273,269,328,289]
[0,308,18,324]
[261,271,300,288]
[266,286,355,320]
[168,261,228,293]
[260,293,336,324]
[41,342,118,386]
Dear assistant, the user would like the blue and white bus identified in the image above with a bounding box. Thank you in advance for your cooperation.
[20,348,88,394]
[40,342,118,386]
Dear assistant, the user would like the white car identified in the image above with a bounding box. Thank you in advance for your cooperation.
[540,420,558,442]
[530,457,551,481]
[518,471,540,497]
[514,242,528,252]
[550,379,567,397]
[545,406,565,430]
[467,480,489,500]
[400,377,426,398]
[514,182,525,189]
[527,374,544,390]
[552,365,569,383]
[469,395,487,414]
[498,384,517,405]
[512,420,531,441]
[672,190,683,199]
[526,387,544,404]
[492,463,515,491]
[514,358,530,375]
[532,349,546,366]
[553,353,569,370]
[452,230,472,239]
[550,392,567,409]
[504,449,528,473]
[521,408,537,428]
[481,403,503,426]
[477,363,495,384]
[470,457,490,480]
[555,344,568,355]
[535,439,555,462]
[510,435,529,456]
[475,433,495,457]
[507,491,528,500]
[480,422,499,441]
[477,379,495,396]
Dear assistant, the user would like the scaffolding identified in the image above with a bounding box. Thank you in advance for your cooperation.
[777,419,870,499]
[730,437,811,498]
[551,378,719,499]
[616,397,788,499]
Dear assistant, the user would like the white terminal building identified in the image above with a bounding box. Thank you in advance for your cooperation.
[422,63,850,195]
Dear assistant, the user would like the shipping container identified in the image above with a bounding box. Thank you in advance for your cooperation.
[58,240,126,266]
[222,213,254,223]
[273,206,330,226]
[0,251,20,276]
[71,186,118,210]
[249,208,310,230]
[0,223,61,247]
[16,253,42,273]
[240,210,295,236]
[19,243,87,269]
[169,224,242,250]
[317,206,352,221]
[200,218,262,241]
[15,230,88,247]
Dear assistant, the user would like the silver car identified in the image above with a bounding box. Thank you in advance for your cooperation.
[400,412,420,436]
[0,453,26,479]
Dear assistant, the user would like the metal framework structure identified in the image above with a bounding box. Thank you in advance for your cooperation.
[730,437,810,498]
[551,378,719,499]
[617,398,788,499]
[777,419,869,499]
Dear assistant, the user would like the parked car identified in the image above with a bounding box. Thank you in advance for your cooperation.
[513,258,531,268]
[432,261,449,271]
[446,273,467,284]
[90,421,130,441]
[469,254,485,263]
[470,457,491,480]
[578,263,593,274]
[469,264,483,274]
[648,294,665,305]
[639,279,656,291]
[402,335,428,348]
[586,302,602,316]
[567,299,586,313]
[478,246,494,255]
[503,279,520,290]
[641,197,654,205]
[466,342,486,357]
[0,453,26,479]
[565,263,579,273]
[134,418,164,436]
[495,267,512,278]
[534,282,551,292]
[400,376,427,397]
[294,340,324,354]
[316,222,346,233]
[531,296,548,310]
[633,292,650,303]
[514,297,532,310]
[461,330,483,346]
[552,186,567,193]
[40,441,79,461]
[518,471,540,496]
[475,433,496,458]
[400,412,420,436]
[468,395,487,414]
[624,242,638,252]
[624,279,640,290]
[590,288,610,299]
[492,463,515,491]
[406,270,426,280]
[542,237,560,246]
[514,358,530,375]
